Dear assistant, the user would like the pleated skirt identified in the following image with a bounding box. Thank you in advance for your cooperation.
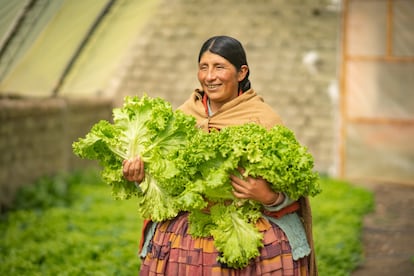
[139,212,309,276]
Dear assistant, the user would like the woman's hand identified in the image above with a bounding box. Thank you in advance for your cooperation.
[122,157,145,183]
[230,168,284,206]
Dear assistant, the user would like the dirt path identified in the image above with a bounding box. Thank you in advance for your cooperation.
[351,182,414,276]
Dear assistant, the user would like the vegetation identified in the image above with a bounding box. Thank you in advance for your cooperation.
[311,177,374,275]
[0,171,141,275]
[0,170,373,275]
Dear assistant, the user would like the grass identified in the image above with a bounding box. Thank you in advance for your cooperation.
[0,170,373,276]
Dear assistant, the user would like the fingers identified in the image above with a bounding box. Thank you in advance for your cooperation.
[135,158,145,182]
[230,172,274,203]
[236,167,246,175]
[231,186,249,199]
[122,157,145,183]
[131,157,142,178]
[230,175,250,199]
[230,172,251,190]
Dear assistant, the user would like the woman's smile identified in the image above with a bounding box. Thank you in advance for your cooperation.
[205,83,221,91]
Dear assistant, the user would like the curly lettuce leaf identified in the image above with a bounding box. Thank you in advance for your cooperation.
[72,95,198,221]
[218,123,321,200]
[72,120,138,199]
[187,209,215,237]
[174,129,239,202]
[136,174,180,221]
[210,203,264,269]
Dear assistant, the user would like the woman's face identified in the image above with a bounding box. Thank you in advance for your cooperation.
[198,51,248,112]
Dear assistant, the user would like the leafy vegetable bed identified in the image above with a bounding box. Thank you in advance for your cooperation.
[0,171,373,275]
[311,177,374,276]
[0,171,142,276]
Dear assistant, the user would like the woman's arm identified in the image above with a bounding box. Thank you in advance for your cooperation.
[263,193,296,212]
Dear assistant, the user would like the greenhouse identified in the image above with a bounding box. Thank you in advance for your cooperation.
[1,0,413,275]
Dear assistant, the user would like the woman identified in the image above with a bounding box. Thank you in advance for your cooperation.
[123,35,317,275]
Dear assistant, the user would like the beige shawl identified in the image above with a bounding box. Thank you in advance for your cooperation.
[178,88,283,131]
[179,88,318,275]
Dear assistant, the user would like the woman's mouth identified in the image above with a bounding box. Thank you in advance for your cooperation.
[206,84,220,90]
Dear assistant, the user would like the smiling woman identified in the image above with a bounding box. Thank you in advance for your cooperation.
[124,35,318,276]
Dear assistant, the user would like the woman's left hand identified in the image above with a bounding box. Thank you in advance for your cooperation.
[230,168,283,206]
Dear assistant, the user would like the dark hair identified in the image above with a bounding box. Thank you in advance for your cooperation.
[198,35,251,92]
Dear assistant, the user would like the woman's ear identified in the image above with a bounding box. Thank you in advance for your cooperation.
[237,65,249,81]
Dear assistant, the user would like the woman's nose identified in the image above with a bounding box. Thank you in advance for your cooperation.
[206,69,216,81]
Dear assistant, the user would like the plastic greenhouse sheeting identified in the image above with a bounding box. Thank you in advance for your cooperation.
[0,0,159,98]
[343,0,414,185]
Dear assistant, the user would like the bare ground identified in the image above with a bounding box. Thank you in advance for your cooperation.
[351,182,414,276]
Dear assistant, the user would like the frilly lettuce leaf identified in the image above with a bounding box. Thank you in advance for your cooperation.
[72,95,198,221]
[210,203,264,269]
[219,123,321,200]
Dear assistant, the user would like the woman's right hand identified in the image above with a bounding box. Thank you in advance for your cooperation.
[122,157,145,183]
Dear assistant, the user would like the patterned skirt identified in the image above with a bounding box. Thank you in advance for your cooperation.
[139,212,309,276]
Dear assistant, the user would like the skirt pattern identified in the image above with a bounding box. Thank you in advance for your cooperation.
[139,212,309,276]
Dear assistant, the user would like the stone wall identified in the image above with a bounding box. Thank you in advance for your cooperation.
[0,97,112,210]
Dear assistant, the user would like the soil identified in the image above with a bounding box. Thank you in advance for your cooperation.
[351,182,414,276]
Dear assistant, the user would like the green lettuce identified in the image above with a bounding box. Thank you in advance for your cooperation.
[210,202,264,269]
[177,123,320,268]
[73,95,321,268]
[72,95,198,221]
[223,123,321,200]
